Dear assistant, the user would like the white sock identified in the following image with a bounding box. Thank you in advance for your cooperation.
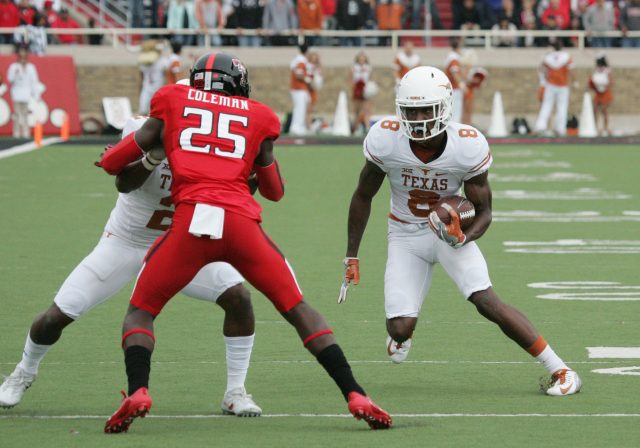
[224,334,254,393]
[536,345,569,374]
[17,334,52,375]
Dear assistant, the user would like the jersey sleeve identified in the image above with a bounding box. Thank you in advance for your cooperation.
[362,122,389,172]
[257,104,281,141]
[149,85,172,121]
[462,131,492,181]
[121,116,148,138]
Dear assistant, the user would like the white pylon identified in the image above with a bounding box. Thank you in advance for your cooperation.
[578,92,598,137]
[332,90,351,136]
[487,91,508,137]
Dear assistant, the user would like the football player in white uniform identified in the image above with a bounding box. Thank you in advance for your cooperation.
[339,66,581,396]
[0,117,263,415]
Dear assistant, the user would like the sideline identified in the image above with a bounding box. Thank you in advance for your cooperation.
[0,138,62,160]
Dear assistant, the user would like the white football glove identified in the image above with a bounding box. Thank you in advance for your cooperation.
[428,203,466,249]
[338,257,360,303]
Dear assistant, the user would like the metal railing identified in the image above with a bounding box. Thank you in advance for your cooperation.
[1,27,639,51]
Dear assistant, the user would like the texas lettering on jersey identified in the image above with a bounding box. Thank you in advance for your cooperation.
[150,84,281,221]
[364,117,492,223]
[104,116,176,247]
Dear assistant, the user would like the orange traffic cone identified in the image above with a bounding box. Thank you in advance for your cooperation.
[33,121,43,148]
[60,113,70,141]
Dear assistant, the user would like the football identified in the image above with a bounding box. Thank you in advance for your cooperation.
[432,195,476,231]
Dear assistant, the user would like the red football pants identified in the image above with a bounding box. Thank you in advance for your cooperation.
[130,203,303,315]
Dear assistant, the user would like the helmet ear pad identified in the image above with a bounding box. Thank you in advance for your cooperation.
[189,52,251,98]
[395,66,453,141]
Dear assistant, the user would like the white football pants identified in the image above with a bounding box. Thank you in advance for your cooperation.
[289,89,310,135]
[384,219,492,319]
[535,84,569,135]
[54,233,244,319]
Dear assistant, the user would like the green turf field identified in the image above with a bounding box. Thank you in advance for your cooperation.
[1,143,639,447]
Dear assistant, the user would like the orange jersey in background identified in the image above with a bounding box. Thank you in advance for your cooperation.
[542,51,573,87]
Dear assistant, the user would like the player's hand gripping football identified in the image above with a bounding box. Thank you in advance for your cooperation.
[428,204,467,249]
[338,257,360,303]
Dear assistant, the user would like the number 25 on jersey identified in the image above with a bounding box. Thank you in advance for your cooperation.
[179,107,248,159]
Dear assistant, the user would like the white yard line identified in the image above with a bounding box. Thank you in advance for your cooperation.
[1,413,639,420]
[0,138,62,160]
[0,359,629,366]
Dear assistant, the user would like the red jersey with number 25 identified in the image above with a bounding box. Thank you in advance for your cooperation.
[150,84,281,221]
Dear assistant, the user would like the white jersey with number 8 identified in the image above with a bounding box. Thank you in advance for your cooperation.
[363,118,492,224]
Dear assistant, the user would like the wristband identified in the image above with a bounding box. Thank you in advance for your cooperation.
[141,154,161,171]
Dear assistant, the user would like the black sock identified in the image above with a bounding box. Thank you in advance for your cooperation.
[124,345,151,396]
[316,344,365,401]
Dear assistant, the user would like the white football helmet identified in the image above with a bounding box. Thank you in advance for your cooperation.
[395,66,453,141]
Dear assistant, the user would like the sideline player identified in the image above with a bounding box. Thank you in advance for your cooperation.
[534,40,574,136]
[0,116,262,417]
[339,66,582,397]
[98,52,392,432]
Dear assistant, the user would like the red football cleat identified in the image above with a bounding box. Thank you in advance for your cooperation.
[347,392,392,430]
[104,387,153,433]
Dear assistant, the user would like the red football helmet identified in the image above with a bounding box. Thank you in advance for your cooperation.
[190,52,251,98]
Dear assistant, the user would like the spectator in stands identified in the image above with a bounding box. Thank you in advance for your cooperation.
[166,0,198,46]
[393,40,420,89]
[589,54,612,136]
[235,0,264,47]
[621,0,640,48]
[129,0,145,28]
[88,18,104,45]
[566,13,583,48]
[14,13,47,55]
[306,50,322,131]
[43,1,58,28]
[540,0,569,29]
[320,0,337,45]
[221,0,238,46]
[17,0,35,25]
[0,0,22,44]
[410,0,443,31]
[453,0,495,30]
[351,50,372,135]
[289,44,310,135]
[539,14,563,47]
[335,0,368,47]
[583,0,615,48]
[195,0,225,47]
[376,0,404,47]
[520,3,540,47]
[262,0,298,46]
[165,39,184,84]
[7,44,40,138]
[298,0,323,46]
[50,8,82,44]
[491,15,518,47]
[496,0,520,27]
[534,40,573,136]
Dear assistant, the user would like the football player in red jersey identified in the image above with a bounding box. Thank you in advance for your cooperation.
[98,52,391,433]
